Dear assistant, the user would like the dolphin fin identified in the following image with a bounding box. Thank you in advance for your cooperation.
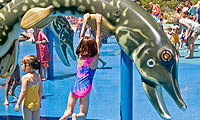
[54,36,70,66]
[67,45,76,60]
[142,79,172,120]
[35,16,56,29]
[62,25,76,60]
[21,5,54,29]
[0,39,18,78]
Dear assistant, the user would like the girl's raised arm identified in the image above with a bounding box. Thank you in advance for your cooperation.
[79,13,90,40]
[95,13,102,54]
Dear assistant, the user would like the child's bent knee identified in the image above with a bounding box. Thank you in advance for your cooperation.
[64,109,73,116]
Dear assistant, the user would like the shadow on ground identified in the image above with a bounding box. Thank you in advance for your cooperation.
[0,115,100,120]
[50,73,77,80]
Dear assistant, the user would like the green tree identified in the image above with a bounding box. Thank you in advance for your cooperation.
[136,0,199,12]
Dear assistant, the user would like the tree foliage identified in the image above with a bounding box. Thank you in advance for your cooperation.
[135,0,199,12]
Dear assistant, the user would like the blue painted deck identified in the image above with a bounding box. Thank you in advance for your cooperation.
[0,32,200,120]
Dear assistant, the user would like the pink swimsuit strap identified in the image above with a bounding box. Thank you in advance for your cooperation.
[81,56,94,67]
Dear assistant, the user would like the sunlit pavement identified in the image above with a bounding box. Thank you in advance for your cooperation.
[1,32,200,120]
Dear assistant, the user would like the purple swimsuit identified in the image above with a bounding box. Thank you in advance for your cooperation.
[71,56,96,97]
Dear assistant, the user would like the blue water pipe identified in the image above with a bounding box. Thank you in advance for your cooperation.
[44,27,54,79]
[120,49,133,120]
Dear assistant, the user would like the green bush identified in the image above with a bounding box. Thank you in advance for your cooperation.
[136,0,199,12]
[135,0,199,23]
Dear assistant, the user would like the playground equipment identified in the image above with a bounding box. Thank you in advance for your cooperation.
[0,0,186,119]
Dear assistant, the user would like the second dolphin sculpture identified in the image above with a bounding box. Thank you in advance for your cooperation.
[0,0,186,119]
[48,16,76,66]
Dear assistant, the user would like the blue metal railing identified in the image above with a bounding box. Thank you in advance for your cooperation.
[120,50,133,120]
[44,27,54,79]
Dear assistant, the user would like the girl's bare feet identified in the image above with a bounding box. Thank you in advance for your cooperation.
[4,100,9,105]
[72,113,77,120]
[59,110,72,120]
[41,78,47,81]
[184,55,193,59]
[8,91,18,99]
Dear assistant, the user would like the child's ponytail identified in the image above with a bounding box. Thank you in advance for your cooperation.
[32,58,40,70]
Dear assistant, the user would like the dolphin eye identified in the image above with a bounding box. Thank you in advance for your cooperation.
[147,59,156,68]
[113,8,121,18]
[161,50,173,62]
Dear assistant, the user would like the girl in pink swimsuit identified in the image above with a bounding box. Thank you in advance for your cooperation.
[60,13,102,120]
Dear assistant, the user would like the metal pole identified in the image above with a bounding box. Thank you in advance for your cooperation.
[120,49,133,120]
[44,27,54,79]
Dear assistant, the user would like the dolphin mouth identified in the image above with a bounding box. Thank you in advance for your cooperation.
[0,39,18,78]
[141,61,187,119]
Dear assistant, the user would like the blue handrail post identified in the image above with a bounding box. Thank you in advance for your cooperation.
[44,27,54,79]
[120,49,133,120]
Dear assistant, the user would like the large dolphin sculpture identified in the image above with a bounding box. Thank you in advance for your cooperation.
[0,0,186,119]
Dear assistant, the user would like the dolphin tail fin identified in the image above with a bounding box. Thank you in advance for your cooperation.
[67,45,76,60]
[21,5,54,29]
[142,81,172,120]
